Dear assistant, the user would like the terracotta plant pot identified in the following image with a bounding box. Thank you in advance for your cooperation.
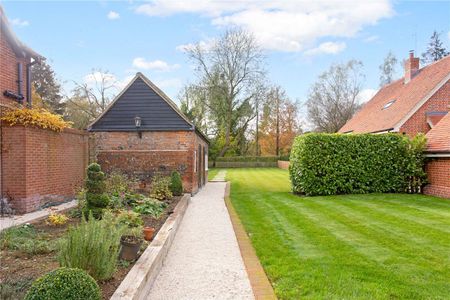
[143,227,155,241]
[119,235,143,261]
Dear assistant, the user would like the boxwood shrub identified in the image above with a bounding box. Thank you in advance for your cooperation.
[289,133,426,196]
[24,268,101,300]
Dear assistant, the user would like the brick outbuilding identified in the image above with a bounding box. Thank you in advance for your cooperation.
[88,72,209,194]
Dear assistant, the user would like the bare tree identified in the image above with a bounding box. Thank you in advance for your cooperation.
[186,28,266,157]
[306,60,364,133]
[68,69,118,120]
[379,51,398,87]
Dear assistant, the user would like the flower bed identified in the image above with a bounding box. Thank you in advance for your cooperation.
[0,164,186,300]
[0,196,181,299]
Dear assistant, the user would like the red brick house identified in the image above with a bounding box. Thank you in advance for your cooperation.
[88,72,209,194]
[1,7,89,213]
[339,52,450,136]
[424,113,450,198]
[339,52,450,198]
[0,6,41,109]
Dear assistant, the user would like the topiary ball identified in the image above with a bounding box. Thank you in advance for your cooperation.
[24,267,101,300]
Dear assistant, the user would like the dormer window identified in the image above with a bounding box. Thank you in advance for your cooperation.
[382,99,396,110]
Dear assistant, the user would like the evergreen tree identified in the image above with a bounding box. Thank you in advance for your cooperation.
[31,60,64,114]
[421,31,449,64]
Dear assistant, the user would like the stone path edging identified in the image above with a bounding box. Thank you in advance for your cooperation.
[225,182,278,300]
[0,200,77,232]
[110,193,190,300]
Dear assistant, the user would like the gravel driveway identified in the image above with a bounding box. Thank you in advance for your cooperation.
[147,182,254,299]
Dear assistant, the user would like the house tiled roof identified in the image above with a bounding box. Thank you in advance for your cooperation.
[339,55,450,133]
[426,112,450,153]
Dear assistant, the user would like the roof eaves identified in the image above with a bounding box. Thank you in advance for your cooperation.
[0,6,43,60]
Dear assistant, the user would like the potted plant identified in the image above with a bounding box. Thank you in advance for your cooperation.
[143,226,155,241]
[119,227,143,261]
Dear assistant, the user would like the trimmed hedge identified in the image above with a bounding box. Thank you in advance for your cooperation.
[215,156,279,162]
[24,268,101,300]
[214,156,279,168]
[289,133,426,196]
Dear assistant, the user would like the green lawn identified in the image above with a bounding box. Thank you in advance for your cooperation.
[208,168,219,181]
[227,168,450,299]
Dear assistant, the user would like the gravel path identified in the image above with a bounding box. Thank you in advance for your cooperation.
[147,182,254,300]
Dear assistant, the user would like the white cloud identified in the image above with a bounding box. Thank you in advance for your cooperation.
[305,42,346,56]
[132,58,180,72]
[176,39,215,52]
[10,18,29,27]
[154,78,183,89]
[448,31,450,41]
[136,0,393,53]
[107,11,120,20]
[357,88,378,104]
[84,71,117,87]
[364,35,379,43]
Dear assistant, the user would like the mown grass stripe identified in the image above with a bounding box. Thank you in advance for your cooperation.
[225,168,450,299]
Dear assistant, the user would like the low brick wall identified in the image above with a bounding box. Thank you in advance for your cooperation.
[424,157,450,198]
[1,126,89,213]
[278,160,289,170]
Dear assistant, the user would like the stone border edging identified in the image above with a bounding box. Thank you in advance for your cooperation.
[224,182,277,300]
[110,193,190,300]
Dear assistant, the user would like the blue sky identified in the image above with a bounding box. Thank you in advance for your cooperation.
[2,0,450,108]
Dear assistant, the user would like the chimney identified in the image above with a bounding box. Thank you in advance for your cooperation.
[404,50,420,84]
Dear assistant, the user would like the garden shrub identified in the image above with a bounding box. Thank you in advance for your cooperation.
[0,108,71,132]
[289,133,427,196]
[46,213,68,226]
[105,171,137,196]
[58,212,124,280]
[84,163,110,219]
[169,171,183,196]
[24,268,100,300]
[133,199,167,218]
[150,175,173,200]
[117,210,143,228]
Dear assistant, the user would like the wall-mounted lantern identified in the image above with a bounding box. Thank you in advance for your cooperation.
[134,116,142,138]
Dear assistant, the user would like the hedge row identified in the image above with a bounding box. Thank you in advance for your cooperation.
[215,156,279,162]
[215,161,278,168]
[289,133,426,196]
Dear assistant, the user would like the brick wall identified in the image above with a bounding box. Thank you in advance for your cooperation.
[400,81,450,136]
[0,26,29,109]
[1,126,89,213]
[93,131,208,194]
[424,157,450,198]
